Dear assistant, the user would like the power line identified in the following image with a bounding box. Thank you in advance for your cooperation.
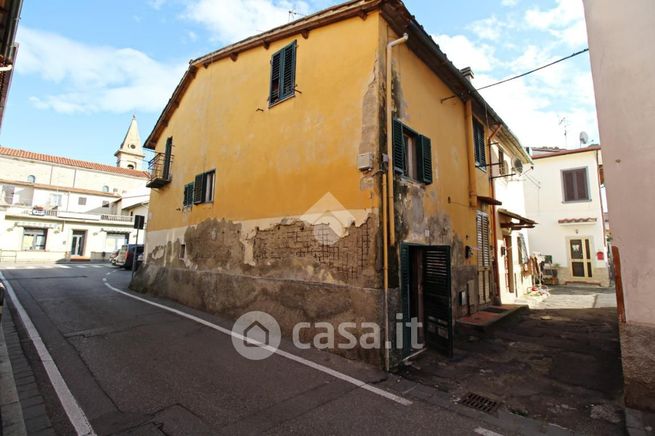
[441,47,590,102]
[476,48,589,91]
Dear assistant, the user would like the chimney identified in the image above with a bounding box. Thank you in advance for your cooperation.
[460,67,474,82]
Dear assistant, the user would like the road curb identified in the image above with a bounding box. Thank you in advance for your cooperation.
[0,304,28,436]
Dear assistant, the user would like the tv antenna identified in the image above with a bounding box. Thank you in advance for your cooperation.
[579,131,589,148]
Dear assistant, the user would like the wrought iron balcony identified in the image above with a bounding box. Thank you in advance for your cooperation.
[146,152,172,188]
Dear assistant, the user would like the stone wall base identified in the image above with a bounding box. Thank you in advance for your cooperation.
[620,322,655,411]
[131,264,385,366]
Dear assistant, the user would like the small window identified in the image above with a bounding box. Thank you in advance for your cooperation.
[22,227,47,251]
[498,149,507,175]
[392,119,433,184]
[2,185,15,204]
[562,168,590,202]
[193,170,216,204]
[127,164,135,169]
[474,118,486,169]
[49,193,62,207]
[27,175,36,183]
[78,197,87,205]
[102,185,109,193]
[102,201,110,208]
[269,41,297,105]
[476,212,491,268]
[183,182,194,207]
[180,244,186,259]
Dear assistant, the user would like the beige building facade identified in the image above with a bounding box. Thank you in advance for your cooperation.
[0,119,150,263]
[583,0,655,411]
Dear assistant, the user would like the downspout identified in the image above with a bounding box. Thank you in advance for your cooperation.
[383,32,408,373]
[488,125,502,303]
[465,100,478,207]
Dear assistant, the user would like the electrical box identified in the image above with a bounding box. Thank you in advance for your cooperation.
[357,152,373,171]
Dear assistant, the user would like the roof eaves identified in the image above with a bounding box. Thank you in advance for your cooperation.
[143,0,382,150]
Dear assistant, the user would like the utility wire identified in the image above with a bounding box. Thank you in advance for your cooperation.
[476,48,589,91]
[441,48,589,102]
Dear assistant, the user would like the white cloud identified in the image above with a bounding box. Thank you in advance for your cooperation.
[184,0,310,44]
[468,16,505,41]
[432,34,498,72]
[525,0,587,47]
[501,0,520,6]
[17,27,186,114]
[148,0,166,10]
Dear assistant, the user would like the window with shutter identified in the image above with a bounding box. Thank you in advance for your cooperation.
[419,135,433,185]
[473,119,486,169]
[193,174,204,204]
[269,41,297,105]
[562,167,590,202]
[392,119,433,185]
[163,137,173,181]
[392,119,405,174]
[183,182,194,207]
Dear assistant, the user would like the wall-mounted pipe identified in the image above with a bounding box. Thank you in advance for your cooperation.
[383,32,408,373]
[465,100,478,208]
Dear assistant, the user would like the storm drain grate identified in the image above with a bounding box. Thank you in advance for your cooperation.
[459,392,500,414]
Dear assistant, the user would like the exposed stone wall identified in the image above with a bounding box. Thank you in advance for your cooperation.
[620,322,655,411]
[556,265,610,287]
[133,215,384,365]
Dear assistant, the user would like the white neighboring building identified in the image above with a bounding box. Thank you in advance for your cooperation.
[490,134,537,303]
[524,146,609,286]
[0,118,150,263]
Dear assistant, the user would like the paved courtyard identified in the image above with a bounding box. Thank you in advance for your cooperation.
[399,285,624,435]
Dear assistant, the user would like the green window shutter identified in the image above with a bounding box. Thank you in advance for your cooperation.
[183,184,188,206]
[184,183,194,206]
[281,41,297,99]
[399,244,411,356]
[269,51,282,103]
[193,174,203,204]
[163,137,173,180]
[392,119,405,174]
[473,119,486,168]
[418,135,433,185]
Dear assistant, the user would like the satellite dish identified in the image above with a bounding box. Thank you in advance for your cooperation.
[513,158,524,175]
[579,131,589,146]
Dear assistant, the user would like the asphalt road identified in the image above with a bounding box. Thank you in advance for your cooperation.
[1,264,510,436]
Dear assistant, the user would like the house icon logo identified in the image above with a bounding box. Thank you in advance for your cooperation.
[231,311,281,360]
[299,192,357,246]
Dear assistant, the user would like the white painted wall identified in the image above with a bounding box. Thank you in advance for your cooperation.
[492,144,534,301]
[524,149,607,283]
[583,0,655,324]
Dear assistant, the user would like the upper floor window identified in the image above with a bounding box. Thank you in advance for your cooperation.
[49,193,62,207]
[27,175,36,183]
[474,119,486,169]
[102,185,109,193]
[562,167,590,202]
[269,41,297,106]
[78,197,87,206]
[188,170,216,206]
[392,119,433,185]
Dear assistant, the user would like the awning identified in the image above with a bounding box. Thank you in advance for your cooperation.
[477,195,502,206]
[498,209,536,230]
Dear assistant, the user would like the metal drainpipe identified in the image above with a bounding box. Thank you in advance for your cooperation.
[465,100,478,207]
[383,32,408,373]
[488,125,502,303]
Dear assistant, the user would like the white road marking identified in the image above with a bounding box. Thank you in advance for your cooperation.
[57,265,72,269]
[74,265,87,269]
[474,427,504,436]
[25,266,36,270]
[0,271,96,436]
[102,280,412,407]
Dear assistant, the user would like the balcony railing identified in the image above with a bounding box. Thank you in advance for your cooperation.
[146,152,172,188]
[8,207,134,224]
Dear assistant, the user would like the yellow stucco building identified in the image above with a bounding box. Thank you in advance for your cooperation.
[134,0,526,367]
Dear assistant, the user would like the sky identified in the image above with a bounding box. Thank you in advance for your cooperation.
[0,0,598,166]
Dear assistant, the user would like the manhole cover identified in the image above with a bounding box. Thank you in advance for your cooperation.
[459,392,500,414]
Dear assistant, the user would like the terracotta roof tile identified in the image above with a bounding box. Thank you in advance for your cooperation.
[0,146,149,178]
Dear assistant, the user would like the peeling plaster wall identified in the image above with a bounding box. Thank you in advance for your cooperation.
[385,25,492,320]
[136,14,387,365]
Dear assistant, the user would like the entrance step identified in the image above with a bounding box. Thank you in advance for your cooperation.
[456,304,527,335]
